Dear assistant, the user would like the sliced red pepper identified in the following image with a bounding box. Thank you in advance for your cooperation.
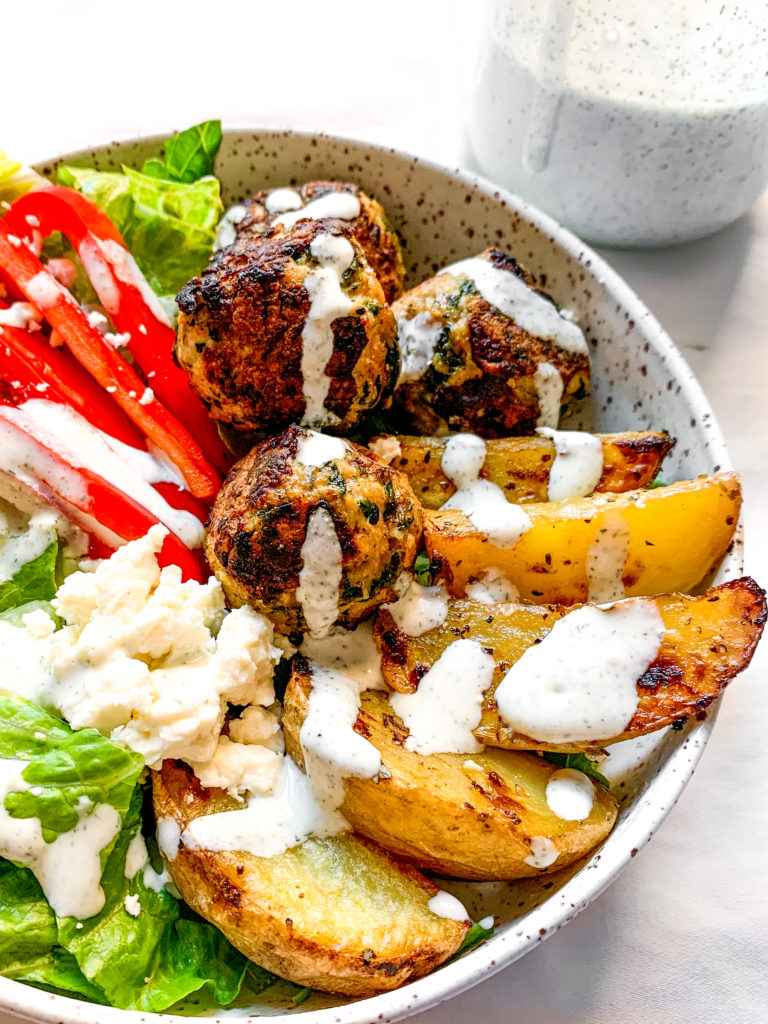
[0,314,209,526]
[0,303,145,447]
[6,187,232,473]
[0,218,220,501]
[0,401,204,581]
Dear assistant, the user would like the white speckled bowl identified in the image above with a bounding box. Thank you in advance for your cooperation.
[0,130,741,1024]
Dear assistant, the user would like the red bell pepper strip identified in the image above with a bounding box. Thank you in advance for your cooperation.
[0,315,209,526]
[0,218,220,501]
[6,187,231,474]
[0,402,204,581]
[0,303,145,447]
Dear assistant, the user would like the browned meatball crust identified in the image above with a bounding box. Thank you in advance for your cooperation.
[391,249,591,437]
[236,181,405,303]
[176,220,400,444]
[205,425,423,636]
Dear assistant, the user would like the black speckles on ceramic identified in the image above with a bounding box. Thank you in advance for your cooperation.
[7,129,741,1024]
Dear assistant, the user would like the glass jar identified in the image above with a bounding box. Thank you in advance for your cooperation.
[467,0,768,246]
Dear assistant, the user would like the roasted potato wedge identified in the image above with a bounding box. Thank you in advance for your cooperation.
[374,578,766,751]
[283,671,618,880]
[153,761,468,997]
[424,472,741,602]
[372,431,674,508]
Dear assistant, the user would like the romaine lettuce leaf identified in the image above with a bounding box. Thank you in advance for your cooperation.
[0,695,274,1011]
[0,860,102,1001]
[0,536,59,614]
[57,791,252,1011]
[0,694,143,842]
[56,120,224,305]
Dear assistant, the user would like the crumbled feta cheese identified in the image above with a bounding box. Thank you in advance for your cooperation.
[368,436,402,464]
[105,331,132,348]
[22,608,55,639]
[229,705,284,752]
[123,893,141,917]
[189,736,282,798]
[138,387,154,406]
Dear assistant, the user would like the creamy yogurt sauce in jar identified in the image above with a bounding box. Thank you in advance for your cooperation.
[469,0,768,245]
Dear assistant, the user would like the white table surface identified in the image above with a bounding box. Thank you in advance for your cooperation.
[3,1,768,1021]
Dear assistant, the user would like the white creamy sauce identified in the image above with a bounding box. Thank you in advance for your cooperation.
[142,863,170,893]
[24,272,62,310]
[390,639,494,755]
[0,400,203,549]
[469,2,768,246]
[96,238,173,328]
[299,623,384,812]
[123,831,149,879]
[587,510,631,603]
[0,759,120,919]
[296,506,343,638]
[533,361,564,428]
[383,579,449,636]
[427,890,470,921]
[273,190,361,229]
[545,768,595,821]
[0,301,42,331]
[182,755,345,859]
[77,237,121,315]
[495,599,665,742]
[295,429,348,469]
[396,312,444,385]
[213,204,248,250]
[0,510,56,584]
[264,188,303,214]
[441,257,587,355]
[300,233,356,427]
[157,817,181,863]
[537,427,603,500]
[465,568,520,604]
[524,835,559,869]
[441,433,532,547]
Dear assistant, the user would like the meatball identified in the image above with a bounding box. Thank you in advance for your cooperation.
[176,219,400,443]
[205,425,423,637]
[234,180,405,303]
[391,249,590,437]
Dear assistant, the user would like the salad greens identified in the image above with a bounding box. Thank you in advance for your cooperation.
[0,540,278,1011]
[0,693,270,1010]
[0,535,59,615]
[56,120,224,305]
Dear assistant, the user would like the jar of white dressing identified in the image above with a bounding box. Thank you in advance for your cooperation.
[467,0,768,246]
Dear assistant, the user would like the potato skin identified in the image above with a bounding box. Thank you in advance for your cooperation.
[283,666,618,880]
[373,430,674,509]
[175,218,399,440]
[205,425,423,634]
[425,472,742,602]
[153,761,468,996]
[391,249,590,436]
[374,578,767,751]
[237,180,405,303]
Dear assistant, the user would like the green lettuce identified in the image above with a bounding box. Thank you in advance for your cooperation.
[0,695,143,842]
[57,120,224,304]
[0,536,59,614]
[0,694,274,1010]
[542,751,610,788]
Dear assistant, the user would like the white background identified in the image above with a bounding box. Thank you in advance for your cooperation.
[3,1,768,1021]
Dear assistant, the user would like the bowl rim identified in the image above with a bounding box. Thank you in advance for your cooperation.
[0,125,737,1024]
